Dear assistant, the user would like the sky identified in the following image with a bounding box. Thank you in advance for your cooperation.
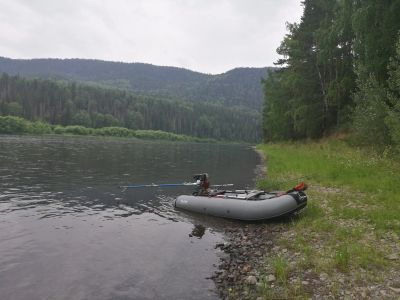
[0,0,303,74]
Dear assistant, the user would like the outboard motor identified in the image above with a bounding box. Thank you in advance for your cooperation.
[192,173,210,196]
[193,173,208,182]
[286,182,308,205]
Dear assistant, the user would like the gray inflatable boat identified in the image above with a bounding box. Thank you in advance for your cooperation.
[175,189,307,221]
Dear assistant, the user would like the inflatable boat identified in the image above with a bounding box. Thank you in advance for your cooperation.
[174,188,307,221]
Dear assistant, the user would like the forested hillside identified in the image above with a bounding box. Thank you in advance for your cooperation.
[0,74,261,142]
[0,57,269,110]
[263,0,400,151]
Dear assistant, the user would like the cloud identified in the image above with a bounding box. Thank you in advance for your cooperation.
[0,0,303,73]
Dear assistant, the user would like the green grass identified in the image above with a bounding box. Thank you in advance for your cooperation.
[255,139,400,298]
[258,140,396,190]
[272,256,289,284]
[257,140,400,233]
[334,244,350,273]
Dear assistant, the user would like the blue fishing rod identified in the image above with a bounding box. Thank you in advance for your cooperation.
[120,182,197,189]
[120,182,233,191]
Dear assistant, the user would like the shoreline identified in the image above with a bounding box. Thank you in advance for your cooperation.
[209,146,278,299]
[252,146,267,182]
[211,222,290,299]
[210,143,400,299]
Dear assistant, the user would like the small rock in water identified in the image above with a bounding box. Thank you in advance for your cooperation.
[245,275,257,285]
[302,280,309,285]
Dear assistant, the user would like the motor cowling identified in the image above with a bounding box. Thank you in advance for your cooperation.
[193,173,208,182]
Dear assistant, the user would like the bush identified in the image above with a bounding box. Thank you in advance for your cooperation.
[53,125,67,134]
[134,129,216,143]
[352,74,391,148]
[63,125,93,135]
[95,126,134,137]
[135,130,189,141]
[0,116,30,134]
[30,121,53,134]
[0,116,215,143]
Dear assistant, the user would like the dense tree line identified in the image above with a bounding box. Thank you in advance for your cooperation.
[263,0,400,151]
[0,57,269,110]
[0,74,261,142]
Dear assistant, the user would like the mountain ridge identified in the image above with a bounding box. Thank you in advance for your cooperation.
[0,57,272,110]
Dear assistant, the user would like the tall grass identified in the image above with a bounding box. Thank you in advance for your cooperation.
[334,244,350,273]
[257,140,400,233]
[272,256,289,284]
[258,141,399,191]
[255,140,398,299]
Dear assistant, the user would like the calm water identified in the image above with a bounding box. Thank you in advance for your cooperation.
[0,135,260,300]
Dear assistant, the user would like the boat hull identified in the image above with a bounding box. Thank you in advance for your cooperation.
[174,191,307,221]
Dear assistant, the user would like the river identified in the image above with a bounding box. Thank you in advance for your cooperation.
[0,135,260,300]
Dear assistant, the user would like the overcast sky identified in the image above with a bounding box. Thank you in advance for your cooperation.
[0,0,303,74]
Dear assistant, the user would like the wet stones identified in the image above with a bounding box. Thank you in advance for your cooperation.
[386,253,399,261]
[266,274,276,282]
[245,275,257,285]
[211,219,400,299]
[211,223,275,299]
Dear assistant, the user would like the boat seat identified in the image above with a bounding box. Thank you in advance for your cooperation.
[209,190,226,197]
[226,194,247,199]
[246,191,265,200]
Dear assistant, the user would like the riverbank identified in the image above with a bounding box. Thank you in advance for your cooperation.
[0,115,216,143]
[212,140,400,299]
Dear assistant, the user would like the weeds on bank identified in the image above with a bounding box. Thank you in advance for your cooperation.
[334,244,350,273]
[257,254,309,299]
[270,256,289,284]
[257,140,400,234]
[255,140,399,298]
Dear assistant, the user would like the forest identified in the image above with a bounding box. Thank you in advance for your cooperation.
[0,74,261,142]
[0,57,269,110]
[263,0,400,151]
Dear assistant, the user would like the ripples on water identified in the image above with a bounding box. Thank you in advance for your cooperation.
[0,135,260,300]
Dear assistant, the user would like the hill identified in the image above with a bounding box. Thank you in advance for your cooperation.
[0,57,270,110]
[0,74,261,142]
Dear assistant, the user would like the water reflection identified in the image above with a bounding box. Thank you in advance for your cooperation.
[0,135,260,300]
